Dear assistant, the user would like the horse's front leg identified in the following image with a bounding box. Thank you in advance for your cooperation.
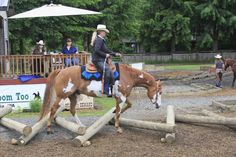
[69,94,86,127]
[115,96,126,134]
[121,98,132,113]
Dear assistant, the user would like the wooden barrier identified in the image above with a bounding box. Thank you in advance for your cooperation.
[73,105,176,147]
[175,113,236,125]
[72,106,118,146]
[0,105,12,118]
[212,101,230,111]
[17,106,65,145]
[201,110,236,130]
[55,116,86,135]
[0,106,32,136]
[165,105,176,143]
[112,118,175,133]
[1,118,32,136]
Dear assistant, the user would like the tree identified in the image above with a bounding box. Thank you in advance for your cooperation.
[96,0,142,51]
[141,0,195,52]
[9,0,141,54]
[196,0,236,52]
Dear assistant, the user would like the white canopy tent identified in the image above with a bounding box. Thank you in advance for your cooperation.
[9,3,101,19]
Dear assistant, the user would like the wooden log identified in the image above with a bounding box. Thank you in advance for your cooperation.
[0,105,12,118]
[114,118,175,133]
[176,113,236,126]
[55,116,86,135]
[201,109,236,130]
[0,117,32,136]
[17,106,65,145]
[72,106,118,146]
[211,101,230,111]
[165,105,176,144]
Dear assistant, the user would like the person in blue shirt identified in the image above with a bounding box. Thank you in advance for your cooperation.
[62,38,79,67]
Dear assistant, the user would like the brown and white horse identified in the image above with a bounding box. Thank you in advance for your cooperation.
[224,59,236,87]
[39,64,162,133]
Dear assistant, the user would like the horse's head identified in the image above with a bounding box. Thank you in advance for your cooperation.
[147,80,162,109]
[224,59,230,71]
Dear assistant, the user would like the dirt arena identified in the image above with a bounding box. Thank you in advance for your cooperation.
[1,71,236,157]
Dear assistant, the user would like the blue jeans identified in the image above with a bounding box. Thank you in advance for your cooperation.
[64,58,79,67]
[95,62,114,95]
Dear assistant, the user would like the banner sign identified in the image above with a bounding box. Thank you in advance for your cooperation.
[0,84,46,109]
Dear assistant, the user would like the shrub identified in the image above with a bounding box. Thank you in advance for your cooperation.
[29,99,42,112]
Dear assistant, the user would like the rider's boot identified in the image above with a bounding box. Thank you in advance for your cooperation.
[104,83,112,97]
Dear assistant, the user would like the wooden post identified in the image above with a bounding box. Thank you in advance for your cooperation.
[55,116,86,135]
[112,118,175,133]
[201,109,236,130]
[165,105,176,144]
[0,118,32,136]
[17,106,65,145]
[0,105,12,118]
[72,106,118,146]
[175,114,236,125]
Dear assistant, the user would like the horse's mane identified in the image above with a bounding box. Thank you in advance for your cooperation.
[120,64,156,83]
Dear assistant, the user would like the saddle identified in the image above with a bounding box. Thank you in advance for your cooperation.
[86,63,117,73]
[81,62,120,81]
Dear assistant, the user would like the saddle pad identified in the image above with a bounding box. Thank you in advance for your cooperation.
[81,63,120,81]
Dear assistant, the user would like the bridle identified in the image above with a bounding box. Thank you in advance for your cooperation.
[152,86,162,108]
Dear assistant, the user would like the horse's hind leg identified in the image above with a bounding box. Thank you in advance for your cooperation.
[69,94,85,127]
[47,97,61,134]
[232,73,236,88]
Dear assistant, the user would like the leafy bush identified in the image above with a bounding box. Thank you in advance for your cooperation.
[29,99,42,112]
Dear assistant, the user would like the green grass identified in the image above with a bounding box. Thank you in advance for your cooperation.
[163,64,213,71]
[144,59,215,65]
[6,98,115,119]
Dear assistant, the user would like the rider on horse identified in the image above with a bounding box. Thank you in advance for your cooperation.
[91,24,121,96]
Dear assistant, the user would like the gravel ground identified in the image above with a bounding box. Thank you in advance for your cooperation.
[1,72,236,157]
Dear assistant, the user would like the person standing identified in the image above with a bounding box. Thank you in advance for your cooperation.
[215,54,224,88]
[32,40,47,75]
[90,24,121,96]
[62,38,79,67]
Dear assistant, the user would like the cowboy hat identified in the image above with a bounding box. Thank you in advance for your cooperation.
[36,40,45,45]
[215,54,222,59]
[97,24,110,33]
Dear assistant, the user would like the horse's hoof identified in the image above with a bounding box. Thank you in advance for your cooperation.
[117,127,123,134]
[47,130,54,134]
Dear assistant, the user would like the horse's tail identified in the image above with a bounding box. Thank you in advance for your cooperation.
[39,69,61,120]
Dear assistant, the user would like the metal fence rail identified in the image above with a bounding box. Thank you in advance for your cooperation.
[0,53,91,79]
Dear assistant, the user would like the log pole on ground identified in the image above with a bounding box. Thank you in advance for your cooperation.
[116,118,175,133]
[175,114,236,126]
[0,105,12,118]
[55,116,86,135]
[72,106,118,146]
[201,109,236,130]
[211,101,230,111]
[17,106,65,145]
[0,118,32,136]
[0,105,31,136]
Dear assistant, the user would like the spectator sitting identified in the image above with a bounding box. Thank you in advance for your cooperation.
[33,40,47,55]
[31,40,46,76]
[62,38,79,67]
